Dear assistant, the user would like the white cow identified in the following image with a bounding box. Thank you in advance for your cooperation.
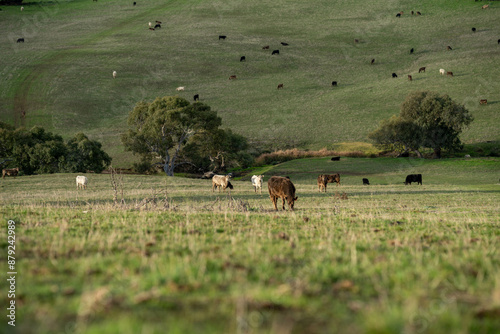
[251,175,264,194]
[176,86,185,91]
[212,174,232,192]
[76,175,88,190]
[439,69,445,75]
[112,71,117,79]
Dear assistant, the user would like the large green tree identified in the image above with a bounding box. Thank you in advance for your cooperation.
[369,91,473,158]
[121,96,249,176]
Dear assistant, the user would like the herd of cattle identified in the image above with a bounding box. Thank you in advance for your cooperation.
[2,169,423,211]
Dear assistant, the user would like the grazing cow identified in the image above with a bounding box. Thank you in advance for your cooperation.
[281,42,289,46]
[148,22,152,28]
[371,58,375,65]
[482,4,489,9]
[354,39,359,43]
[363,178,370,185]
[272,50,279,55]
[268,176,298,211]
[472,27,476,32]
[331,81,337,87]
[176,86,185,91]
[498,39,500,44]
[212,174,232,192]
[149,28,155,31]
[447,46,452,51]
[331,156,340,161]
[262,45,270,49]
[251,175,264,194]
[112,71,117,79]
[411,11,414,15]
[2,168,19,179]
[408,75,412,81]
[464,154,471,158]
[317,173,341,192]
[240,56,246,62]
[447,71,453,77]
[21,6,24,10]
[396,13,401,18]
[193,94,199,101]
[277,83,284,89]
[416,11,422,15]
[154,24,161,29]
[410,48,414,54]
[419,67,426,73]
[479,99,487,105]
[405,174,422,185]
[439,69,445,75]
[392,73,398,78]
[76,175,88,189]
[133,2,136,5]
[219,35,227,40]
[16,38,24,43]
[229,75,237,80]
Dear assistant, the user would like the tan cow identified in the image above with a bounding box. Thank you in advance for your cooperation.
[268,176,298,211]
[2,167,19,179]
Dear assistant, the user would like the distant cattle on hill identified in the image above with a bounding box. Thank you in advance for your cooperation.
[363,178,370,185]
[419,67,426,73]
[272,50,280,55]
[392,73,398,78]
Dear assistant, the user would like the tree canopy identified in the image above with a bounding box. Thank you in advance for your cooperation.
[0,122,111,174]
[369,91,473,158]
[121,96,251,176]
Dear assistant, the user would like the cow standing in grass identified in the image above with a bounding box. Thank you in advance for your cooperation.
[76,175,88,189]
[317,173,341,192]
[268,176,297,211]
[212,174,232,192]
[405,174,422,185]
[2,167,19,179]
[251,175,264,194]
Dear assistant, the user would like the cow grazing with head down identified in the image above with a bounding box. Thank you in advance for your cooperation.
[262,45,270,49]
[362,178,370,185]
[410,48,414,54]
[212,174,232,192]
[332,81,337,87]
[240,56,246,62]
[419,67,426,73]
[479,99,487,105]
[193,94,199,101]
[392,73,398,78]
[229,75,237,80]
[277,83,284,89]
[447,46,452,51]
[371,58,375,65]
[219,35,227,40]
[251,175,264,194]
[405,174,422,185]
[17,38,24,43]
[447,71,453,77]
[439,69,446,75]
[317,173,340,192]
[408,75,412,81]
[268,176,297,211]
[2,168,19,179]
[272,50,279,55]
[472,27,476,33]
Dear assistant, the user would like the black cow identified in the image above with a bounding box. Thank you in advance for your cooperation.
[272,50,279,55]
[498,39,500,44]
[240,56,246,62]
[371,58,375,65]
[331,156,340,161]
[133,2,136,5]
[331,81,337,87]
[17,38,24,43]
[362,178,370,185]
[154,24,161,29]
[281,42,289,46]
[193,94,199,101]
[405,174,422,185]
[219,35,227,40]
[410,48,414,54]
[392,73,398,78]
[396,13,401,18]
[472,27,476,32]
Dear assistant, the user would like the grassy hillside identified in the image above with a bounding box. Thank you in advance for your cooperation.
[1,157,499,333]
[0,0,499,165]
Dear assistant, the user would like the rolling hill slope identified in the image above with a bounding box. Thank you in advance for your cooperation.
[1,0,499,165]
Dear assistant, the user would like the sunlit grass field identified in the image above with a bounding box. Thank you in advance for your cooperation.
[0,0,499,165]
[1,157,499,333]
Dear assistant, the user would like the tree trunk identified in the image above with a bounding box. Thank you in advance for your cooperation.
[414,149,423,158]
[433,147,442,159]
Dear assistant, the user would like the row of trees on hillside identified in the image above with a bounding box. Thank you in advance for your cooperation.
[0,122,111,174]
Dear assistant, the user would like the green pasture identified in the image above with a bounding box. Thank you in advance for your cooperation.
[1,0,499,165]
[1,157,499,333]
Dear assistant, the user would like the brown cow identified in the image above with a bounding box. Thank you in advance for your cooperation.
[317,173,340,192]
[229,75,237,80]
[268,176,298,211]
[408,75,412,81]
[277,83,284,89]
[479,99,487,105]
[2,167,19,179]
[262,45,270,49]
[419,67,426,73]
[447,71,453,77]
